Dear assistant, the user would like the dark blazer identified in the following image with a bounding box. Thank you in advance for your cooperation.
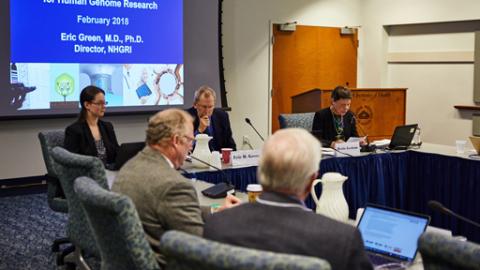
[186,107,236,151]
[64,120,119,164]
[312,107,358,147]
[204,191,373,270]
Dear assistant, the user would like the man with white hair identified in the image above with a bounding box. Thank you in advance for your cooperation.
[204,128,372,270]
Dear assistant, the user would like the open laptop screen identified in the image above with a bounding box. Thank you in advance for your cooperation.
[357,204,429,262]
[389,124,418,150]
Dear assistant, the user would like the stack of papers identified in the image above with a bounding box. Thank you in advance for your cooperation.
[321,148,335,156]
[371,139,391,147]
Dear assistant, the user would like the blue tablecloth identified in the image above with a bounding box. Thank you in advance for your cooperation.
[188,151,480,243]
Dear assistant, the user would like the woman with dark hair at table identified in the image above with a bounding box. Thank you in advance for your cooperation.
[312,85,366,148]
[64,85,119,168]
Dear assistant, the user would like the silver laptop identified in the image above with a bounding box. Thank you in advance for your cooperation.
[357,204,430,266]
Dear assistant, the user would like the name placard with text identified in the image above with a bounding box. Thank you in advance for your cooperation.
[231,150,261,166]
[335,142,360,157]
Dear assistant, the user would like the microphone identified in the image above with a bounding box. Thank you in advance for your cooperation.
[351,112,367,138]
[350,113,376,152]
[245,118,265,142]
[428,200,480,228]
[186,155,235,198]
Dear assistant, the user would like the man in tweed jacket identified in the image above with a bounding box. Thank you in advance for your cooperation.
[112,109,238,266]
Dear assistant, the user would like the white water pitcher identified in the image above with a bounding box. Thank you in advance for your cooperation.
[311,172,349,223]
[191,134,212,168]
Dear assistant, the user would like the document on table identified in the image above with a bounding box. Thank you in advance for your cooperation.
[347,137,366,143]
[321,147,335,155]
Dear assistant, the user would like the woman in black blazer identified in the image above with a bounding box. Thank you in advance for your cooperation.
[64,85,119,168]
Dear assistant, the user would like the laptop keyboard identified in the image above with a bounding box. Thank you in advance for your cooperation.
[368,253,396,266]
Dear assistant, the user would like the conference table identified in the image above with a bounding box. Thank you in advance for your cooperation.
[183,143,480,244]
[105,171,249,206]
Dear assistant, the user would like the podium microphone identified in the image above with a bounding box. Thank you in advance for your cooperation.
[428,200,480,228]
[351,113,377,152]
[187,155,235,198]
[351,113,367,138]
[245,118,264,141]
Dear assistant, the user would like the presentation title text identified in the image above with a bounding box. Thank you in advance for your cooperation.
[42,0,158,10]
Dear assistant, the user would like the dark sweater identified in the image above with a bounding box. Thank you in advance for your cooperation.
[312,107,358,147]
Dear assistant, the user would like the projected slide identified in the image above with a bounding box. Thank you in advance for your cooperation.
[9,0,183,110]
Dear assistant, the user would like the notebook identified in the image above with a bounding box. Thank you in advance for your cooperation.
[114,142,145,170]
[357,204,430,266]
[135,83,152,98]
[388,124,418,150]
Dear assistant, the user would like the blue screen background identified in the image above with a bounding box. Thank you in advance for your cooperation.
[11,0,183,64]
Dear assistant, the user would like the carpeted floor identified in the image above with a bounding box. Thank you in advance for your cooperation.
[0,193,68,270]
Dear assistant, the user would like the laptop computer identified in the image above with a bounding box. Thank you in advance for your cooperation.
[357,204,430,267]
[388,124,418,150]
[114,142,145,170]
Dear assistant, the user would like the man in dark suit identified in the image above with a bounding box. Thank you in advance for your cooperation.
[186,85,236,151]
[204,128,373,270]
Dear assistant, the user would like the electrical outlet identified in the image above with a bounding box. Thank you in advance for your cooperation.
[242,135,253,149]
[242,135,250,145]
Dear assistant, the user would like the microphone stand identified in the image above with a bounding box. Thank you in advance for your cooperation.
[428,200,480,228]
[245,118,265,141]
[331,147,354,157]
[351,113,368,139]
[187,155,235,198]
[350,113,378,153]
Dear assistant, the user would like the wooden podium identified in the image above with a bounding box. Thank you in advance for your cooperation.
[291,88,407,140]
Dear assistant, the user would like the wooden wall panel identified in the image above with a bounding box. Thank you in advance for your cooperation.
[272,25,358,132]
[292,88,406,141]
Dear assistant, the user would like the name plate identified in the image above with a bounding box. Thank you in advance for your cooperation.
[335,142,360,157]
[231,150,261,166]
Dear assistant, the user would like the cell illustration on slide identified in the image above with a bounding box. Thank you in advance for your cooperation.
[55,73,75,102]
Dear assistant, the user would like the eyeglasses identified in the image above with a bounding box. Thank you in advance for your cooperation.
[182,135,195,143]
[90,101,108,106]
[197,104,214,110]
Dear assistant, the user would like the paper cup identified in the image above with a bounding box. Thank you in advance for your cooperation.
[455,140,466,154]
[221,148,233,164]
[247,184,262,203]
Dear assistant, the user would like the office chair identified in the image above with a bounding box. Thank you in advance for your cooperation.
[51,146,108,270]
[278,112,315,131]
[160,230,331,270]
[38,130,73,266]
[74,176,160,270]
[418,231,480,270]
